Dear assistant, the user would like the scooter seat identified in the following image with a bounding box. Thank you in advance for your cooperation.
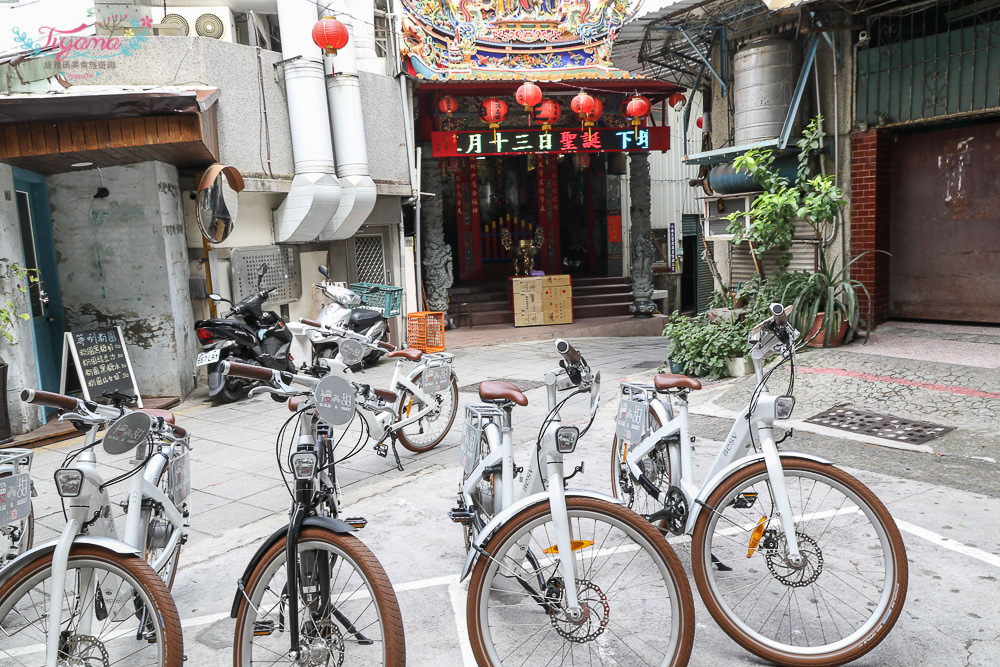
[349,308,382,329]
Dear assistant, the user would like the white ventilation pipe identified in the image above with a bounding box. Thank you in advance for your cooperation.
[319,1,377,241]
[272,0,341,242]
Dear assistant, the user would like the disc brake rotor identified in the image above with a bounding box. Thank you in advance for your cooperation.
[61,634,110,667]
[765,532,824,587]
[548,580,610,643]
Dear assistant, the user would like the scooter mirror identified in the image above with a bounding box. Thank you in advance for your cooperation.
[258,264,268,277]
[318,265,330,278]
[208,293,223,302]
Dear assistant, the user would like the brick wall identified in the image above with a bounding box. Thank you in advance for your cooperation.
[849,129,892,325]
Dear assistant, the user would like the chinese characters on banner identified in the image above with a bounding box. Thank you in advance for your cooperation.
[431,127,669,158]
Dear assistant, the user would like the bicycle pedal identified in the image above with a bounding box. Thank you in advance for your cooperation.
[448,508,475,524]
[345,517,367,529]
[374,443,388,457]
[253,619,276,637]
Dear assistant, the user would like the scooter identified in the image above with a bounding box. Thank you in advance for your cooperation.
[194,264,295,403]
[309,265,389,366]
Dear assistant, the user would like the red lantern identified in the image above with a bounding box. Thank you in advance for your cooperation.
[438,95,459,117]
[696,115,704,129]
[515,82,542,112]
[534,98,561,131]
[570,90,596,117]
[625,95,651,136]
[312,16,349,56]
[480,97,508,140]
[667,92,687,110]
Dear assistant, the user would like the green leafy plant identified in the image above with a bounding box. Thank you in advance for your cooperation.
[0,261,38,345]
[663,312,751,378]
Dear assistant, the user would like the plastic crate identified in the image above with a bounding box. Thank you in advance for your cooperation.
[349,283,403,318]
[407,311,446,353]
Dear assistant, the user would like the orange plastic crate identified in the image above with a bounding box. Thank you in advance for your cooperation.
[406,311,446,352]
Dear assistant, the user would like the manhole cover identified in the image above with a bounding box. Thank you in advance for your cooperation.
[459,379,546,394]
[805,407,954,445]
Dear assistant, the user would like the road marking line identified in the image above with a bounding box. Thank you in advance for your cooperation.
[895,520,1000,569]
[448,581,477,667]
[798,367,1000,400]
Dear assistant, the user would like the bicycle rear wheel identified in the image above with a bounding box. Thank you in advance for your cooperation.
[691,458,907,666]
[467,496,694,666]
[396,371,459,452]
[610,405,670,522]
[233,526,405,666]
[0,544,183,666]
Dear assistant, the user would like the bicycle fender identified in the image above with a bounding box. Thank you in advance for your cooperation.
[688,451,833,530]
[459,489,622,582]
[230,516,356,618]
[0,537,141,590]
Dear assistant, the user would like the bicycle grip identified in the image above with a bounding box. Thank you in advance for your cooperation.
[168,423,188,439]
[20,388,79,411]
[378,340,396,352]
[555,339,582,365]
[300,318,322,328]
[220,361,275,382]
[770,303,789,327]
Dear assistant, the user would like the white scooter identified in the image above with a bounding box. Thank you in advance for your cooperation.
[307,265,389,367]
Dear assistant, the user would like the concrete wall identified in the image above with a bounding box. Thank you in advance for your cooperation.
[0,165,42,434]
[359,71,411,187]
[47,162,195,397]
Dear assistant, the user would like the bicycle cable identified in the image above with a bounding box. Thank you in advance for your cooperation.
[534,387,587,490]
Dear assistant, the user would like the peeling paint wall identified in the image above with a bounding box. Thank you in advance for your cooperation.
[0,165,41,434]
[47,162,195,397]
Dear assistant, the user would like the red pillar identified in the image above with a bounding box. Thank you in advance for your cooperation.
[849,129,892,326]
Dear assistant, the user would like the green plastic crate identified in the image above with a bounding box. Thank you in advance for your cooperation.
[349,283,403,317]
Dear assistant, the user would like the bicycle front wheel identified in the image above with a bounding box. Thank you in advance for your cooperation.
[233,526,405,666]
[467,496,694,667]
[396,371,459,452]
[691,458,907,666]
[0,544,184,666]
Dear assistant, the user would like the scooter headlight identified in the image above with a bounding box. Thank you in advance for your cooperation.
[775,396,795,420]
[555,426,580,454]
[290,451,318,480]
[54,468,84,497]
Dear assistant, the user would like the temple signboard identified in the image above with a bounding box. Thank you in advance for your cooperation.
[432,127,669,157]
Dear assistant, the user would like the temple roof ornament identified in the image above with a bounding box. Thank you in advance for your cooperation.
[400,0,644,80]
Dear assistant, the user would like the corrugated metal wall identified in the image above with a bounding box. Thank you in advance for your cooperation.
[649,94,704,228]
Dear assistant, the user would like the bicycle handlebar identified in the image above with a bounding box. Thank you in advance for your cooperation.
[377,340,396,352]
[770,303,789,327]
[221,361,276,382]
[555,339,581,365]
[300,317,322,328]
[21,388,189,439]
[21,388,84,412]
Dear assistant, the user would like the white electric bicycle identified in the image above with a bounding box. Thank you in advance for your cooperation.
[0,389,189,666]
[611,304,908,666]
[451,339,695,666]
[0,448,35,569]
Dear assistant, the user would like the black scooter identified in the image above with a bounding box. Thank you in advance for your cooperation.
[194,264,294,403]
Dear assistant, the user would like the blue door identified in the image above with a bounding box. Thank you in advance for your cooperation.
[13,168,65,420]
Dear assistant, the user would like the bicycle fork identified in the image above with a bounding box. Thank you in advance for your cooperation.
[545,463,583,620]
[757,426,803,566]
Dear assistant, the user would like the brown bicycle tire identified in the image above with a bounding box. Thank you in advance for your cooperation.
[395,372,459,453]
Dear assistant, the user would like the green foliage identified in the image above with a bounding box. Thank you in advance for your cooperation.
[0,261,38,345]
[663,312,751,378]
[726,116,846,258]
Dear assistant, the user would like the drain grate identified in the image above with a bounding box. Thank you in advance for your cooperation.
[806,407,954,445]
[459,379,546,394]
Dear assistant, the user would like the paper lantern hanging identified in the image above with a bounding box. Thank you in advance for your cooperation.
[579,97,603,138]
[312,16,349,56]
[534,98,561,131]
[625,95,651,137]
[570,90,596,117]
[515,82,542,113]
[437,95,459,117]
[667,92,687,111]
[479,97,508,140]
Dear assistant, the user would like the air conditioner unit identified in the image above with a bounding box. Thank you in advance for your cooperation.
[160,7,235,42]
[699,193,758,241]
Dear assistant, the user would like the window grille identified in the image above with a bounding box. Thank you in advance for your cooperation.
[231,246,302,305]
[354,235,387,284]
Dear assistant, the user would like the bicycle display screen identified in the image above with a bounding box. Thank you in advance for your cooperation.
[615,398,647,445]
[422,365,451,393]
[103,412,152,455]
[314,374,357,426]
[169,449,191,506]
[0,472,31,528]
[460,421,481,476]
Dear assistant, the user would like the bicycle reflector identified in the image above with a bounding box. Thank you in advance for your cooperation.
[555,426,580,454]
[54,469,84,497]
[775,396,795,420]
[290,451,317,480]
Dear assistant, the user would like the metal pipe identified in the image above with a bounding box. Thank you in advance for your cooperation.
[414,146,423,311]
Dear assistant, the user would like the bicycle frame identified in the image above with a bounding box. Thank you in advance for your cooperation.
[621,324,821,564]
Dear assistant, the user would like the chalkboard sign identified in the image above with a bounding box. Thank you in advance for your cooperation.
[60,327,143,407]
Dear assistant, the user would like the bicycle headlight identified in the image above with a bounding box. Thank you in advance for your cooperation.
[54,468,84,497]
[775,396,795,420]
[290,451,318,480]
[555,426,580,454]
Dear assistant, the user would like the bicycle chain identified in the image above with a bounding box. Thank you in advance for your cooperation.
[765,532,823,587]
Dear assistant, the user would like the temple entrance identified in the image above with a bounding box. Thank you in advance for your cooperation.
[448,153,609,284]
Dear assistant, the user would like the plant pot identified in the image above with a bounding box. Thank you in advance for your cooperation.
[725,356,754,377]
[668,360,686,374]
[804,312,849,348]
[687,365,709,377]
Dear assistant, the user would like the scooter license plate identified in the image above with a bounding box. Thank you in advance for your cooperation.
[0,472,31,528]
[196,349,221,366]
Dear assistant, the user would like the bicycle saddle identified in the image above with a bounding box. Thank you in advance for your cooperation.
[138,408,176,424]
[653,374,702,392]
[479,381,528,406]
[388,348,423,362]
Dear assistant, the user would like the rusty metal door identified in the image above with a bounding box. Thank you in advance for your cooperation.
[889,121,1000,322]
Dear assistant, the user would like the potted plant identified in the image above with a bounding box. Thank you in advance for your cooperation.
[0,261,38,444]
[781,255,877,347]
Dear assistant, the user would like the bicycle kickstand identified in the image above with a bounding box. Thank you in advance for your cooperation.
[390,436,404,471]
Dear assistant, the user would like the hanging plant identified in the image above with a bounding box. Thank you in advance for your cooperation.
[0,261,39,345]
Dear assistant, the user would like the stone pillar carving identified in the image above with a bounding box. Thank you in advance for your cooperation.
[421,155,453,319]
[628,152,656,317]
